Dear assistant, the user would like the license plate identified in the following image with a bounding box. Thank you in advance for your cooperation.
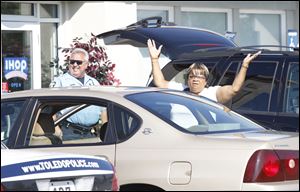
[49,180,76,191]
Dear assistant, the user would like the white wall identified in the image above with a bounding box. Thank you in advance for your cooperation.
[103,45,170,86]
[58,1,170,86]
[59,1,136,43]
[58,2,139,82]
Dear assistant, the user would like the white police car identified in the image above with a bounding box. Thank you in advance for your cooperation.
[1,142,118,191]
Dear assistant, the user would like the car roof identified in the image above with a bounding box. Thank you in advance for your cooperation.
[175,45,299,61]
[0,86,171,99]
[1,86,222,108]
[97,16,237,60]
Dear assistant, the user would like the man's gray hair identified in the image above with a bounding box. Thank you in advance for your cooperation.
[71,48,89,61]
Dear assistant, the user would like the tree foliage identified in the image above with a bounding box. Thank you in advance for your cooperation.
[62,33,120,85]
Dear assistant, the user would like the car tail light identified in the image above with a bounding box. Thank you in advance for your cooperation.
[111,166,119,191]
[244,150,299,182]
[276,150,299,180]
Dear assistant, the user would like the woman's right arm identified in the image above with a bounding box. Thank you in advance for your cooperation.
[147,39,169,88]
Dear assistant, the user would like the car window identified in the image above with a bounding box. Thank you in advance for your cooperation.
[219,61,239,86]
[113,105,141,141]
[169,104,198,128]
[230,61,278,112]
[1,101,25,144]
[1,141,8,149]
[170,69,186,85]
[284,62,299,114]
[28,101,108,146]
[126,91,264,134]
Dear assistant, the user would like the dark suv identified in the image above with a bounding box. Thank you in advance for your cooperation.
[97,17,299,132]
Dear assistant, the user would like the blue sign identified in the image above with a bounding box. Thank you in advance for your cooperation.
[288,29,298,51]
[4,57,29,80]
[1,157,112,180]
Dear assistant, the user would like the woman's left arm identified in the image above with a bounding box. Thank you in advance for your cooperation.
[216,51,261,104]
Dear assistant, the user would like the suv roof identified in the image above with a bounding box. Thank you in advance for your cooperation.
[97,16,237,60]
[176,45,299,61]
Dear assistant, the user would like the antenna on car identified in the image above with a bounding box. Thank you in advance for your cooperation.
[127,16,163,29]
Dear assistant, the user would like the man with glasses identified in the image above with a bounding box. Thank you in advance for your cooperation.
[50,48,99,87]
[49,48,106,140]
[147,39,261,104]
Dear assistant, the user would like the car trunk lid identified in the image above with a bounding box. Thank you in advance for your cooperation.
[205,130,299,150]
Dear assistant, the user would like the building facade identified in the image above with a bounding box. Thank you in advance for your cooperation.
[1,1,299,93]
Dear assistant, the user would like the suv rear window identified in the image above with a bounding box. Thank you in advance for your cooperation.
[230,61,278,112]
[284,62,299,114]
[170,61,218,85]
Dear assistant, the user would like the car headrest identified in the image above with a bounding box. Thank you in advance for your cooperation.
[33,122,45,136]
[100,122,108,141]
[36,113,55,134]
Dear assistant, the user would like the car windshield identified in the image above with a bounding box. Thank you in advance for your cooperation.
[126,91,265,134]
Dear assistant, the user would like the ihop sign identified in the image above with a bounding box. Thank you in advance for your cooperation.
[4,57,29,80]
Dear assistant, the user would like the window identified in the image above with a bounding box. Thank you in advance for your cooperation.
[138,10,168,22]
[231,61,277,112]
[1,100,26,144]
[2,30,33,92]
[113,106,141,141]
[137,5,174,23]
[239,10,285,49]
[170,61,218,85]
[1,2,34,16]
[40,23,58,88]
[1,2,60,93]
[169,104,198,128]
[219,61,240,86]
[40,4,58,18]
[180,7,232,35]
[29,101,108,146]
[170,66,188,85]
[126,91,264,134]
[284,62,299,114]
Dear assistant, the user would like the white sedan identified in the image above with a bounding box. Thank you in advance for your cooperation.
[1,86,299,191]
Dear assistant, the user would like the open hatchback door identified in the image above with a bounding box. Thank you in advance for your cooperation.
[97,16,237,60]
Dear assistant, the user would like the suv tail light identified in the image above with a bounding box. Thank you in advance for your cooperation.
[244,150,299,182]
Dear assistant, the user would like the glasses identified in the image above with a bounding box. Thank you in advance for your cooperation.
[188,75,206,80]
[69,59,85,65]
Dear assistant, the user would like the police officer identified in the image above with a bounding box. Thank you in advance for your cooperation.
[50,48,99,87]
[50,48,106,139]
